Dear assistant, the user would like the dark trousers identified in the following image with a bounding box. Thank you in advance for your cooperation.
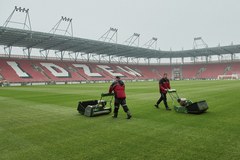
[156,93,169,108]
[114,98,130,114]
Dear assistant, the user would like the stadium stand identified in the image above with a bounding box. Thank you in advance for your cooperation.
[224,62,240,75]
[199,63,227,79]
[1,57,239,85]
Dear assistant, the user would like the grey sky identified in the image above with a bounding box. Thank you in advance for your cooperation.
[1,0,240,51]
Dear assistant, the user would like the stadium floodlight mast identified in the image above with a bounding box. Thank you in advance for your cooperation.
[99,27,118,43]
[142,37,158,50]
[47,16,73,60]
[98,27,118,63]
[3,6,32,30]
[193,37,208,49]
[49,16,73,37]
[142,37,158,65]
[123,33,140,47]
[3,6,32,58]
[120,33,141,64]
[192,37,209,63]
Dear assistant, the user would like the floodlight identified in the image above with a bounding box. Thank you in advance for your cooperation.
[152,37,157,41]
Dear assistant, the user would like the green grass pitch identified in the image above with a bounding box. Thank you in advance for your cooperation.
[0,80,240,160]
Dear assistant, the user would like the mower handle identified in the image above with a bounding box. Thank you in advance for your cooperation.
[167,89,177,93]
[101,93,115,97]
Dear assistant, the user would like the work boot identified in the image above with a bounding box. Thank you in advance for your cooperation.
[154,104,159,109]
[127,114,132,119]
[126,111,132,119]
[112,113,118,118]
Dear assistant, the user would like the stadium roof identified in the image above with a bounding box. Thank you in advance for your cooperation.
[1,26,240,59]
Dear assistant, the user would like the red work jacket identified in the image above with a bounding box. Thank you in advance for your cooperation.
[109,80,126,98]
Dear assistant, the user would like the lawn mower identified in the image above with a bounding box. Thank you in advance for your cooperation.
[77,93,114,117]
[167,89,208,114]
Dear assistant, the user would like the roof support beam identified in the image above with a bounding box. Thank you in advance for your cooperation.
[54,50,65,60]
[23,47,32,59]
[4,46,12,58]
[39,50,49,60]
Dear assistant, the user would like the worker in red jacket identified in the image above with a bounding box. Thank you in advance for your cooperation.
[154,73,171,110]
[109,76,132,119]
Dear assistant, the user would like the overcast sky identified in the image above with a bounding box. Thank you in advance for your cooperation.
[1,0,240,51]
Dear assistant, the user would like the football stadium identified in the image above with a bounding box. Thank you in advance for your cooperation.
[1,3,240,160]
